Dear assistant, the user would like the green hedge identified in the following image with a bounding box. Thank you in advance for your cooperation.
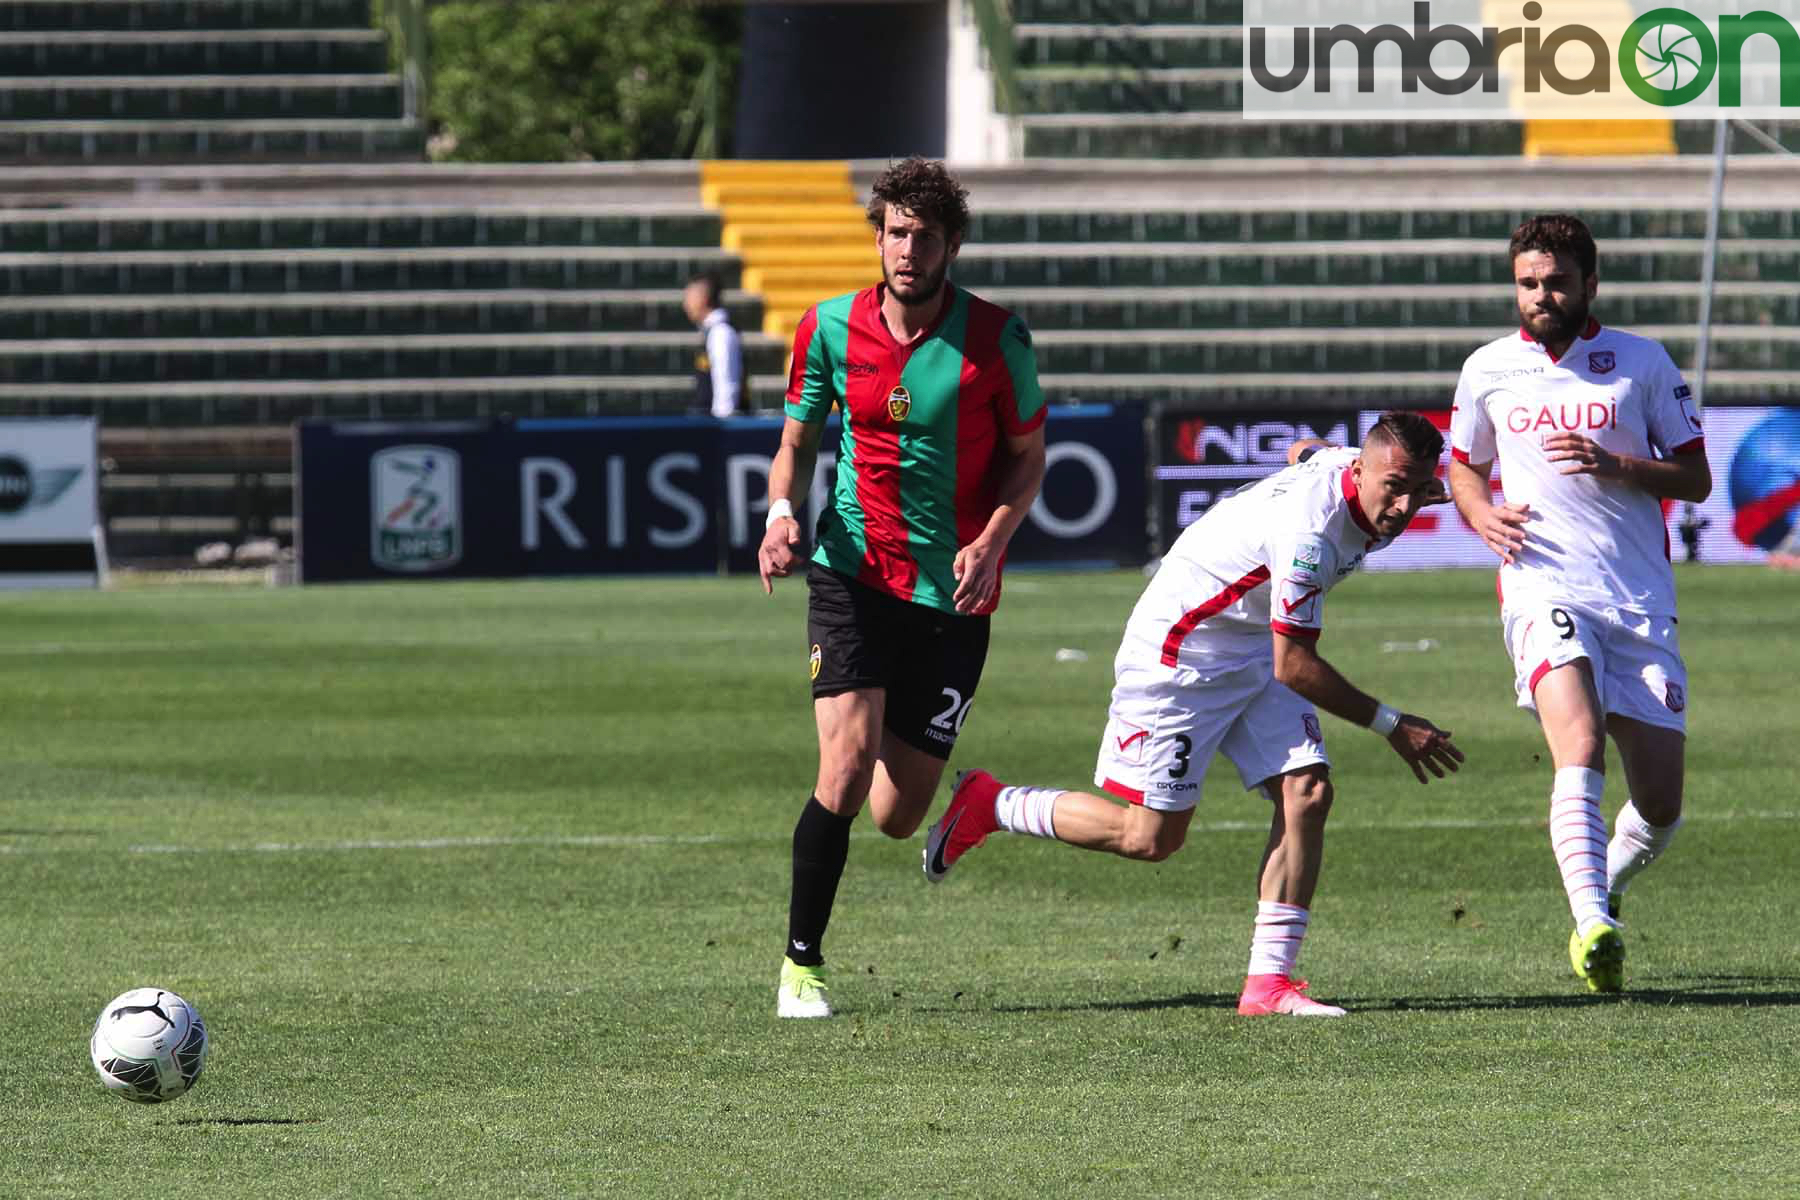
[417,0,738,162]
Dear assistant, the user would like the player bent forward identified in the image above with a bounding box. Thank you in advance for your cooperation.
[923,411,1464,1016]
[1448,213,1711,994]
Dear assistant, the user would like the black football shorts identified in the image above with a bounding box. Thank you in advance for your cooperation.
[805,563,991,760]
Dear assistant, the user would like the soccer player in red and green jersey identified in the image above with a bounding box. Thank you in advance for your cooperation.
[756,157,1047,1018]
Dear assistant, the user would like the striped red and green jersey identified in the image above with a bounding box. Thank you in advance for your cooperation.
[785,282,1046,615]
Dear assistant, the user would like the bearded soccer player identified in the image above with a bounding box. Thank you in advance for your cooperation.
[1447,214,1711,994]
[756,157,1047,1018]
[922,413,1464,1017]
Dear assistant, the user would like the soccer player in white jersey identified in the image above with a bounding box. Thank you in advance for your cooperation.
[1447,214,1711,994]
[920,411,1464,1017]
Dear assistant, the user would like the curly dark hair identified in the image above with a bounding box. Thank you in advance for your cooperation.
[1366,410,1444,463]
[1509,213,1597,279]
[865,157,970,244]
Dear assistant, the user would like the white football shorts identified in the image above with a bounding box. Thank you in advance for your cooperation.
[1501,598,1688,733]
[1093,658,1330,812]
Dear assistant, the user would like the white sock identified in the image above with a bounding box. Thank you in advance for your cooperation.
[1246,901,1310,977]
[1607,800,1682,898]
[1550,766,1615,934]
[994,785,1061,839]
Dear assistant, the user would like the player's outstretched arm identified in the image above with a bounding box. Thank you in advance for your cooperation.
[1272,632,1465,785]
[1448,456,1528,565]
[759,416,823,595]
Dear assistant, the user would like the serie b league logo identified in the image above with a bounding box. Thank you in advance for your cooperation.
[371,444,461,572]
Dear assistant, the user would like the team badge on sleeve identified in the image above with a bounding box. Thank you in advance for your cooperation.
[1288,535,1326,578]
[1589,351,1615,374]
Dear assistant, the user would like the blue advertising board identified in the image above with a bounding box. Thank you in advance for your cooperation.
[296,406,1148,583]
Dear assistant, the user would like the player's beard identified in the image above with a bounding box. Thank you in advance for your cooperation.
[884,257,949,309]
[1523,293,1589,346]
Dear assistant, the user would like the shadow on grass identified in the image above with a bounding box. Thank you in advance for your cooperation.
[988,976,1800,1015]
[987,992,1241,1014]
[175,1117,322,1127]
[1365,973,1800,1012]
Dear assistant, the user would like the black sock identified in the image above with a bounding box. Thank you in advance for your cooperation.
[786,796,853,966]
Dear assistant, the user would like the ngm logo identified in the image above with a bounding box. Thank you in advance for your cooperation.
[1244,1,1800,118]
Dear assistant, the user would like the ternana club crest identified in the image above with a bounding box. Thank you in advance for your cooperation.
[886,385,912,423]
[1588,350,1615,374]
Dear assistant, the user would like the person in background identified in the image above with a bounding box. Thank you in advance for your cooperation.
[684,270,743,417]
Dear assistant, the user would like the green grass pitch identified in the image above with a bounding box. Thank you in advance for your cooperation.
[2,565,1797,1198]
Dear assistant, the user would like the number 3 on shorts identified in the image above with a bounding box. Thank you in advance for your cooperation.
[1169,734,1193,779]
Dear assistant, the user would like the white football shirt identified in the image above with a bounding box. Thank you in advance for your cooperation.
[1119,448,1388,673]
[1450,319,1705,617]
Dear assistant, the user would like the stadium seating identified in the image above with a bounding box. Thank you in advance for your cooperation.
[0,0,421,163]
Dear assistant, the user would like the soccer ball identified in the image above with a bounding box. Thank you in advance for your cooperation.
[89,988,208,1104]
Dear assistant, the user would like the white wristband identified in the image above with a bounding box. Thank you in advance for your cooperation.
[1369,703,1401,736]
[765,498,795,529]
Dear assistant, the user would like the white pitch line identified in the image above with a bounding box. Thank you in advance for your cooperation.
[0,809,1795,857]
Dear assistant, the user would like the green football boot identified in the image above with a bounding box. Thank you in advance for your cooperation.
[777,957,832,1019]
[1568,923,1626,994]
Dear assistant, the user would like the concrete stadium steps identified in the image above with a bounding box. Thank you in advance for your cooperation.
[1021,115,1528,158]
[0,118,421,162]
[0,290,764,340]
[1014,23,1238,69]
[1017,326,1800,376]
[0,205,722,253]
[3,0,373,31]
[5,158,1800,444]
[975,283,1800,332]
[1021,117,1800,161]
[0,29,389,74]
[8,323,1800,389]
[1012,0,1222,20]
[0,160,708,206]
[0,246,744,296]
[1015,67,1239,114]
[948,239,1800,288]
[29,280,1741,343]
[965,206,1800,244]
[0,376,782,426]
[0,74,403,120]
[0,3,418,164]
[0,331,788,386]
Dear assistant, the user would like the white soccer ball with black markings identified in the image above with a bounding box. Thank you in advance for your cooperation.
[89,987,208,1104]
